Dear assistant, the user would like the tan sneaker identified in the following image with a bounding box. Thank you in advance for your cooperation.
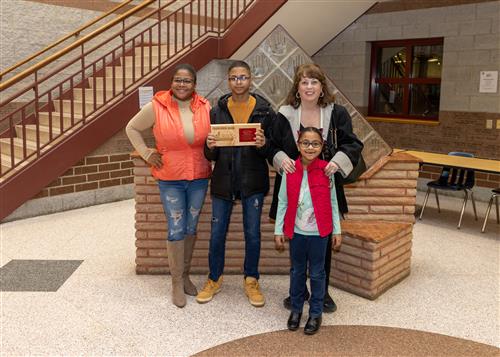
[196,276,223,304]
[244,277,265,307]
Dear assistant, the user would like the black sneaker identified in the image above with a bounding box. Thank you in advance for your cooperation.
[283,290,311,310]
[323,292,337,313]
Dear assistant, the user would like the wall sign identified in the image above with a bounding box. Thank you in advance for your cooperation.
[479,71,498,93]
[138,86,154,108]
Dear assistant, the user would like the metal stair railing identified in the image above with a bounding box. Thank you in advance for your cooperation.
[0,0,255,178]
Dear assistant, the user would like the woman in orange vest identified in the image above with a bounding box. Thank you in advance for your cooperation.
[126,63,211,308]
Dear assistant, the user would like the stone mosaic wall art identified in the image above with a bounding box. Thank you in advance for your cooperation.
[205,25,392,167]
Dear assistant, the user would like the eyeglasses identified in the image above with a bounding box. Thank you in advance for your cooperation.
[298,140,322,148]
[228,75,250,82]
[173,78,194,84]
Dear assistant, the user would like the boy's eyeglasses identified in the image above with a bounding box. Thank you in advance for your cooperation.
[298,140,322,148]
[228,75,250,82]
[173,78,194,84]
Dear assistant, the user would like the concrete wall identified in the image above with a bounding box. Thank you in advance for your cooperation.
[313,1,500,160]
[314,1,500,113]
[232,0,378,59]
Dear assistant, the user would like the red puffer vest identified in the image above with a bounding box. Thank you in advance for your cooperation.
[283,158,333,239]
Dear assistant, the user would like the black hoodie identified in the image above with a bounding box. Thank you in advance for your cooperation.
[204,93,277,201]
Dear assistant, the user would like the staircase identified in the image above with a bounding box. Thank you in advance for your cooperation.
[0,0,286,220]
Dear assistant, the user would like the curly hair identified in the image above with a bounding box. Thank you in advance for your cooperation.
[285,63,334,108]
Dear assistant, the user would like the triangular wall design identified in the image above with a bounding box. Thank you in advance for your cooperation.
[205,25,392,167]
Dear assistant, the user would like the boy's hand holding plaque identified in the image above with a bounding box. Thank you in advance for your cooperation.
[210,123,262,147]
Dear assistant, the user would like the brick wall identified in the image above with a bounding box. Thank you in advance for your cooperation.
[29,128,142,199]
[133,158,288,275]
[133,151,420,274]
[344,153,420,222]
[368,111,500,160]
[332,221,413,300]
[33,153,134,199]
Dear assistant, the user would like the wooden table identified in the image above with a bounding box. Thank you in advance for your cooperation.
[394,149,500,174]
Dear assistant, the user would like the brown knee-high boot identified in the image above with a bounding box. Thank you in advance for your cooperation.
[183,235,198,296]
[166,240,186,307]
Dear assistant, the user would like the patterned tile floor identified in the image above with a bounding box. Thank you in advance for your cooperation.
[1,193,498,356]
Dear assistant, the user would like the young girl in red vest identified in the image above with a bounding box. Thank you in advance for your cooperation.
[274,127,342,335]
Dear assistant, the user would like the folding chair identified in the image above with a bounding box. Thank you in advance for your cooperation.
[481,188,500,233]
[419,152,477,229]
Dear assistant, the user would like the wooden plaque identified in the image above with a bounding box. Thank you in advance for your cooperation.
[211,123,261,147]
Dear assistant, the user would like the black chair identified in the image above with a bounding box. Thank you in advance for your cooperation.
[419,152,477,229]
[481,188,500,233]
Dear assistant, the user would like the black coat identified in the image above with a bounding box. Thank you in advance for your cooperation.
[204,93,277,201]
[269,104,363,218]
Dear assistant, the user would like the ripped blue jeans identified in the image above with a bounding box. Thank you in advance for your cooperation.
[208,193,264,281]
[158,179,208,241]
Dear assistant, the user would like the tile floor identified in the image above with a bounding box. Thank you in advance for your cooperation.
[1,192,498,356]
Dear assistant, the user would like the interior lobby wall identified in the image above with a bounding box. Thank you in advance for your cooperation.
[313,1,500,161]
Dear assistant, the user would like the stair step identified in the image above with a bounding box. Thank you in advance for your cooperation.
[105,65,154,79]
[38,111,83,129]
[0,138,37,159]
[53,99,104,115]
[73,88,115,102]
[120,56,157,69]
[88,77,134,90]
[15,124,62,144]
[1,153,21,172]
[134,45,173,57]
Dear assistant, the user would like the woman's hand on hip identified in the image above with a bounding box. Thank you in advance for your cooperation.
[206,133,217,149]
[147,151,163,169]
[325,161,339,176]
[332,234,342,252]
[274,235,285,252]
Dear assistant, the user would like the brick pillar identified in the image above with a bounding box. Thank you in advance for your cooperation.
[132,154,289,275]
[132,151,420,275]
[345,152,421,222]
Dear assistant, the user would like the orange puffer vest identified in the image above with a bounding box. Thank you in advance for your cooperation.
[151,90,212,181]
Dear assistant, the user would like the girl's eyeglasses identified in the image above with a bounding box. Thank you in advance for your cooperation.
[298,140,322,148]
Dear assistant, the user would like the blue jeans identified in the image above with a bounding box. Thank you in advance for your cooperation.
[158,179,208,241]
[208,193,264,281]
[289,233,328,318]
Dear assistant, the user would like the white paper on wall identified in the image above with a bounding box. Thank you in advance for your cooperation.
[138,86,154,108]
[479,71,498,93]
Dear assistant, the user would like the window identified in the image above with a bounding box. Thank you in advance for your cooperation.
[369,38,443,120]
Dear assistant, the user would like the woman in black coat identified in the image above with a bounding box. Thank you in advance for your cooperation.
[269,63,363,313]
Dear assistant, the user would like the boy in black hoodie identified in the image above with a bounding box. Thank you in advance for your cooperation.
[196,61,276,307]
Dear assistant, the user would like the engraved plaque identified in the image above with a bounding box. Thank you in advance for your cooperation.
[211,123,261,147]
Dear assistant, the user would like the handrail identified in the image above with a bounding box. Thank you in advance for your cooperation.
[0,0,135,81]
[0,0,284,220]
[0,0,155,91]
[0,0,260,178]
